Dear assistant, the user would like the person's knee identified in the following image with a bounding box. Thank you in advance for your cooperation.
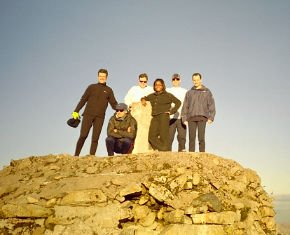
[106,136,115,144]
[122,138,132,147]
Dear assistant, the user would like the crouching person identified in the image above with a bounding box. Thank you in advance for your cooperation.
[106,103,137,156]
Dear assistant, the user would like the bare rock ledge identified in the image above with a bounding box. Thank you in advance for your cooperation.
[0,152,277,234]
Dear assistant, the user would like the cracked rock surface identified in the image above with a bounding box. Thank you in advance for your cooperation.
[0,152,277,234]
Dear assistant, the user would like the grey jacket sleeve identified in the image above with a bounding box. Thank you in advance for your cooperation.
[207,91,216,121]
[181,91,189,122]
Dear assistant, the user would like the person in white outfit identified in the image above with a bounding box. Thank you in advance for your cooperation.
[124,73,154,153]
[167,73,187,152]
[124,73,153,109]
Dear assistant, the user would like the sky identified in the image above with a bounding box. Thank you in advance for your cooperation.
[0,1,289,195]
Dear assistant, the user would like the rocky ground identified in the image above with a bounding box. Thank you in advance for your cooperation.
[0,152,284,234]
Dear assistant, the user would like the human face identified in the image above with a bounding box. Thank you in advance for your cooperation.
[116,109,126,118]
[154,81,163,92]
[139,76,148,88]
[98,72,107,84]
[172,77,181,87]
[192,75,202,88]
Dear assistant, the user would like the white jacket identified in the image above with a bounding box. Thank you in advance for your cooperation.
[167,86,187,119]
[124,85,154,106]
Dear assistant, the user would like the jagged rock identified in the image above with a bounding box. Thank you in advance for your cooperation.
[0,152,277,234]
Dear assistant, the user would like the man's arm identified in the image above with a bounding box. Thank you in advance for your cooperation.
[108,89,118,111]
[74,86,90,113]
[207,91,216,122]
[169,94,181,115]
[107,117,123,138]
[124,87,134,107]
[181,92,189,123]
[118,117,137,139]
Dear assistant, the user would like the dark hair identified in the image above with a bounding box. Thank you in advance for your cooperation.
[153,78,166,92]
[98,68,108,77]
[139,73,148,81]
[192,73,202,79]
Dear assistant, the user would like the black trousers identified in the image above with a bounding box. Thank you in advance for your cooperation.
[169,119,186,151]
[188,120,207,152]
[148,113,170,151]
[74,115,104,156]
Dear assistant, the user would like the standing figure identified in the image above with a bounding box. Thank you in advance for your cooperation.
[72,68,117,156]
[124,73,153,153]
[167,73,187,152]
[181,73,216,152]
[141,79,181,151]
[106,103,137,156]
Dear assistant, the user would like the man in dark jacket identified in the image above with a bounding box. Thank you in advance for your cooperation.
[106,103,137,156]
[72,68,118,156]
[181,73,216,152]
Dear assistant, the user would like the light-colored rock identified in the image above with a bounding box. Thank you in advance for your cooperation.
[132,205,150,220]
[164,209,184,224]
[139,211,156,227]
[130,102,152,153]
[1,204,52,218]
[119,183,142,197]
[160,224,227,235]
[0,152,277,235]
[148,183,174,202]
[26,196,39,204]
[60,189,107,205]
[192,211,241,225]
[192,172,200,185]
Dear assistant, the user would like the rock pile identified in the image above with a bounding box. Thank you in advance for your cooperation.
[0,152,277,234]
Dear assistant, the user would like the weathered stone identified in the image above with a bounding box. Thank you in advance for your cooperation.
[139,211,156,227]
[119,183,142,197]
[260,206,275,217]
[164,209,184,224]
[0,152,277,235]
[148,183,174,202]
[26,196,39,204]
[138,195,149,205]
[0,185,18,198]
[192,211,241,225]
[60,189,107,205]
[184,181,193,190]
[46,198,57,207]
[132,205,150,220]
[169,174,188,192]
[195,192,223,212]
[159,224,226,235]
[130,102,152,154]
[1,204,52,218]
[192,172,200,185]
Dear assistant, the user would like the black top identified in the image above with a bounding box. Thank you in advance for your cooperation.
[74,83,118,118]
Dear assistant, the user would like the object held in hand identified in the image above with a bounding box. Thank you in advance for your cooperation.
[67,118,81,128]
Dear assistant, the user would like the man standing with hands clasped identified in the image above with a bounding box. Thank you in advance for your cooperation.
[72,68,118,156]
[181,73,216,152]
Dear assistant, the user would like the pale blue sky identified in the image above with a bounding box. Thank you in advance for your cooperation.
[0,1,289,195]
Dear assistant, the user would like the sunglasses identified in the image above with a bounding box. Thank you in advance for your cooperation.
[139,80,147,83]
[172,78,180,81]
[116,109,124,112]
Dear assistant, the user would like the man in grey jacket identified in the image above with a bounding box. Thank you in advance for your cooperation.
[181,73,216,152]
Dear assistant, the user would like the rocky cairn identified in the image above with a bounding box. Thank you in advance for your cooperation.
[0,152,277,235]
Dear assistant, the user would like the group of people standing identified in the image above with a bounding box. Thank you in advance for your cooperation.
[71,68,216,156]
